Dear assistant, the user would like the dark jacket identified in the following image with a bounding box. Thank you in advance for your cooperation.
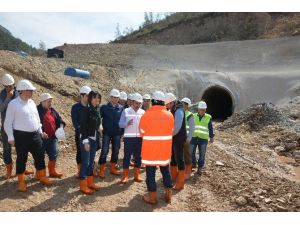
[100,102,123,136]
[171,101,187,141]
[37,104,66,132]
[80,105,101,141]
[0,88,18,125]
[71,102,86,133]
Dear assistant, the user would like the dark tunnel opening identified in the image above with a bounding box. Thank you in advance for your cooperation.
[201,86,234,121]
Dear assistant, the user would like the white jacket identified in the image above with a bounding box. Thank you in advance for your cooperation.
[119,107,145,137]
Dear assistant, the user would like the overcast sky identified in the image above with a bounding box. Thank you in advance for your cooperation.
[0,12,160,48]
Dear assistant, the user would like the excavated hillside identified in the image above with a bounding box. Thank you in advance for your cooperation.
[114,12,300,45]
[0,34,300,212]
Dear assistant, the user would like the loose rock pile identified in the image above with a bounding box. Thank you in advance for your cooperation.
[219,102,300,132]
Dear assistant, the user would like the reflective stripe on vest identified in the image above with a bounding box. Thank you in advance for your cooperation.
[140,105,174,166]
[185,111,193,134]
[142,159,170,165]
[123,107,144,138]
[193,113,211,140]
[143,135,172,140]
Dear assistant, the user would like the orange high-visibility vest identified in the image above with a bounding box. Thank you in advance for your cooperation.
[139,105,174,166]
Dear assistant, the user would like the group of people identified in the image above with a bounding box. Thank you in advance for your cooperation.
[1,74,65,192]
[1,73,214,205]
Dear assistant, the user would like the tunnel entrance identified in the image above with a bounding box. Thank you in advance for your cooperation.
[201,86,234,121]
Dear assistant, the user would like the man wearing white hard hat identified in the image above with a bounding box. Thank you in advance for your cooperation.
[98,89,123,178]
[181,97,195,180]
[119,93,145,184]
[142,94,151,111]
[4,80,54,192]
[71,85,91,177]
[0,73,20,179]
[37,93,66,178]
[118,91,128,108]
[140,91,174,204]
[127,94,134,107]
[191,101,214,175]
[165,93,187,190]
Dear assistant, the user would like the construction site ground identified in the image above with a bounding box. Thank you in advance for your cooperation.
[0,47,299,212]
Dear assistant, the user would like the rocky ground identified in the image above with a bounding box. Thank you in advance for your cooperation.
[0,98,299,212]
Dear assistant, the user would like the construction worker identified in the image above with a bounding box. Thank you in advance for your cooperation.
[4,80,54,192]
[181,97,195,179]
[165,93,187,190]
[191,101,214,175]
[98,89,123,178]
[119,91,128,108]
[37,93,66,178]
[142,94,151,111]
[0,73,19,179]
[71,85,91,177]
[0,74,34,179]
[119,93,145,184]
[140,91,174,205]
[92,96,102,177]
[79,91,102,194]
[127,94,133,107]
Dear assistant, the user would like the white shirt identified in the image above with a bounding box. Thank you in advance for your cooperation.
[119,107,145,137]
[4,96,42,141]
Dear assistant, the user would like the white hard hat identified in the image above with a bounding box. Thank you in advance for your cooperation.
[79,85,91,94]
[132,93,143,103]
[120,91,127,100]
[181,97,192,106]
[40,93,53,102]
[152,91,165,102]
[127,94,133,100]
[165,93,177,104]
[143,94,151,100]
[55,127,66,141]
[2,73,15,86]
[16,80,36,91]
[110,89,120,98]
[198,101,207,109]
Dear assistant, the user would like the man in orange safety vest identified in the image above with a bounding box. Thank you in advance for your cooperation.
[139,91,175,205]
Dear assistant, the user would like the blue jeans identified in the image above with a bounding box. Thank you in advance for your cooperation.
[123,137,142,169]
[191,137,208,168]
[146,165,173,192]
[43,137,58,161]
[80,138,97,179]
[98,135,121,165]
[1,126,12,165]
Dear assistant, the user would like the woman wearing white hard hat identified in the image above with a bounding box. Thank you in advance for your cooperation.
[190,101,214,175]
[4,80,54,192]
[37,93,66,178]
[79,91,102,194]
[0,73,20,179]
[71,85,92,177]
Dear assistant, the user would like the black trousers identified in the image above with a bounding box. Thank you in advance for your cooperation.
[170,137,185,171]
[14,130,46,174]
[75,131,81,164]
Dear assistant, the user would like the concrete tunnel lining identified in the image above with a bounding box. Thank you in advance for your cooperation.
[201,85,234,121]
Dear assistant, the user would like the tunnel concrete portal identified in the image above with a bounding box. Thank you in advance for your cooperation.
[201,86,234,121]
